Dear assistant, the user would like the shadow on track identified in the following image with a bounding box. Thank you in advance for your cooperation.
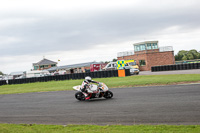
[75,98,115,103]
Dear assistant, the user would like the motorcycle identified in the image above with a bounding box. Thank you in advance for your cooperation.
[73,82,113,101]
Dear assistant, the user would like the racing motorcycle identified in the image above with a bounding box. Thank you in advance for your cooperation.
[73,82,113,101]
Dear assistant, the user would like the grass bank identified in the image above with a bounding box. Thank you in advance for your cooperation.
[0,74,200,95]
[0,124,200,133]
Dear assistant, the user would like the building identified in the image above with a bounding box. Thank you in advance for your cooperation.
[26,70,50,78]
[117,41,175,71]
[9,71,26,79]
[47,61,100,74]
[33,58,57,70]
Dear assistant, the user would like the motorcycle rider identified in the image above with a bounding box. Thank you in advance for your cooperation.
[81,76,99,100]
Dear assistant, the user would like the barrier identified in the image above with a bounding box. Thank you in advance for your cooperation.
[151,67,155,72]
[176,65,180,70]
[194,63,197,69]
[125,69,131,76]
[1,70,131,86]
[157,66,161,71]
[151,63,200,72]
[0,80,7,86]
[197,63,200,69]
[118,70,125,77]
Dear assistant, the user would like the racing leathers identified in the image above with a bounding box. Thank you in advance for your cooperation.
[81,80,99,100]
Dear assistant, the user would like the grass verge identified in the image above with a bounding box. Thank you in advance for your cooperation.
[0,124,200,133]
[0,74,200,95]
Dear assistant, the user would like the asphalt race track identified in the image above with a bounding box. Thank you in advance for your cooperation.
[0,84,200,125]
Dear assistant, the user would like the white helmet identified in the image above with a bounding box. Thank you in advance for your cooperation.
[85,76,92,82]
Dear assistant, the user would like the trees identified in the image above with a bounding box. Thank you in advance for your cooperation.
[112,58,117,62]
[175,49,200,61]
[0,71,3,75]
[102,58,118,64]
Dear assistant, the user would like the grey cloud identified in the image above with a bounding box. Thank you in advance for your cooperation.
[0,4,200,56]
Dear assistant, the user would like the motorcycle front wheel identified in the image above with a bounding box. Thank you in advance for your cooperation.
[104,91,113,99]
[75,92,85,101]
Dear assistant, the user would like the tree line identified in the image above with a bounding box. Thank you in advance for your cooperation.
[175,49,200,61]
[0,71,3,75]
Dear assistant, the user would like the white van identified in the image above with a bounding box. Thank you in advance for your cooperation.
[103,62,117,70]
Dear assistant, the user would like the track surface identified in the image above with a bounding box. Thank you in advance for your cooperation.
[0,84,200,125]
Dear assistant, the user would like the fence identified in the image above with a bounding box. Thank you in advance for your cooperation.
[151,63,200,72]
[0,70,131,86]
[0,80,7,86]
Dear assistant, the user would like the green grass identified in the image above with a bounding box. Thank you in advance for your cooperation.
[0,74,200,95]
[0,124,200,133]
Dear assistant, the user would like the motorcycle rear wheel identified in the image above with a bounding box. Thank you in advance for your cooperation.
[104,91,113,99]
[75,92,85,101]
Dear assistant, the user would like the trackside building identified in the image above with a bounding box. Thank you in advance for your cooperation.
[117,41,175,71]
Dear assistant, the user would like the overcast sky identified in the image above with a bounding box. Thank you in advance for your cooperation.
[1,0,200,74]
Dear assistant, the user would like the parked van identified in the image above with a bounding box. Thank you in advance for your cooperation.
[102,62,117,70]
[126,61,139,69]
[90,63,107,72]
[117,60,139,69]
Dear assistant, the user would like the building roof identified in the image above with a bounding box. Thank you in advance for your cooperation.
[47,61,99,72]
[33,58,57,66]
[10,71,26,76]
[133,41,158,46]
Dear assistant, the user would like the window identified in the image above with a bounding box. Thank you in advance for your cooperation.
[140,44,146,51]
[134,45,140,51]
[44,65,49,68]
[147,43,152,50]
[34,66,39,70]
[125,66,133,69]
[139,60,146,66]
[129,62,136,66]
[135,44,147,51]
[152,43,158,49]
[51,64,56,67]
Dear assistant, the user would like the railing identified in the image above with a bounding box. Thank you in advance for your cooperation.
[117,46,173,57]
[117,50,134,57]
[159,46,173,52]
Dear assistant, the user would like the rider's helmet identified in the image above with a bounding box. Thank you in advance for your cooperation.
[85,76,92,83]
